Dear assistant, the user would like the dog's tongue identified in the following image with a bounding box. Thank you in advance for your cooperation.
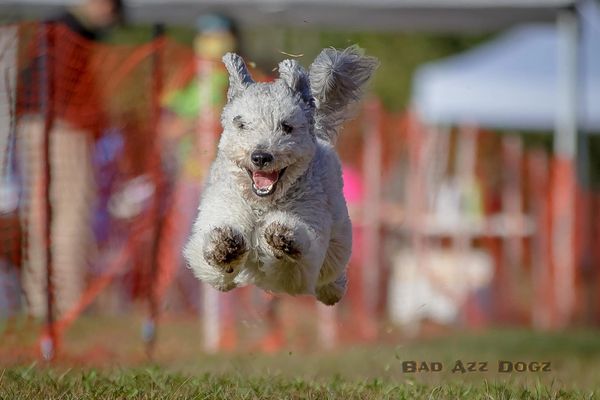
[252,170,279,189]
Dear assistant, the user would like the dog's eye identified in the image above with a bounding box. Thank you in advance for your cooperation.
[233,116,246,130]
[281,122,293,134]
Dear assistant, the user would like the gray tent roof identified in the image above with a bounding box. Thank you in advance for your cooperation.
[0,0,579,32]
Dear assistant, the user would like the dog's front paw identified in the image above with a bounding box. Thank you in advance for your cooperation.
[264,222,302,259]
[204,226,248,273]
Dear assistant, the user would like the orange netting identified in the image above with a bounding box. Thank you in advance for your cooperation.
[0,21,202,355]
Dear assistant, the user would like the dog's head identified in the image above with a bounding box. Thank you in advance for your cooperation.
[218,53,316,202]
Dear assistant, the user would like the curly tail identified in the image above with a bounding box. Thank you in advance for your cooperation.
[309,45,379,144]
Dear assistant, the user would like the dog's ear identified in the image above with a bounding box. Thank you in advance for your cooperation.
[222,53,255,101]
[278,59,313,107]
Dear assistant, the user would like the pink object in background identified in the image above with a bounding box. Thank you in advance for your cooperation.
[342,166,364,205]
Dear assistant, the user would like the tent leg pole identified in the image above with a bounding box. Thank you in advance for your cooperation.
[551,7,579,328]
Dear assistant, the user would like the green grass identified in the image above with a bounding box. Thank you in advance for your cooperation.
[1,316,600,399]
[1,366,597,399]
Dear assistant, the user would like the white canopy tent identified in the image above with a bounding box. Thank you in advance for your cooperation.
[409,1,597,329]
[412,0,600,132]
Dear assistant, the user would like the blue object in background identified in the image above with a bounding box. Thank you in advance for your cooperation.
[92,129,124,245]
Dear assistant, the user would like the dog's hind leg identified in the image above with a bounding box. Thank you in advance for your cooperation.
[314,214,351,305]
[316,272,347,306]
[315,235,351,305]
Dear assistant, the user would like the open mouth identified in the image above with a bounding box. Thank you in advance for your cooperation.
[247,167,287,197]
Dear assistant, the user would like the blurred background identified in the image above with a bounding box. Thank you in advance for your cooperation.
[0,0,599,371]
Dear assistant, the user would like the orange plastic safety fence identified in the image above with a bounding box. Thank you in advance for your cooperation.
[0,21,198,356]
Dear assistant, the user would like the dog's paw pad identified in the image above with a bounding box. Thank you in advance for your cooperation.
[264,223,301,259]
[204,226,247,271]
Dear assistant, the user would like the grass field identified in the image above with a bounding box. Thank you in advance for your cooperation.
[1,316,600,399]
[2,367,597,400]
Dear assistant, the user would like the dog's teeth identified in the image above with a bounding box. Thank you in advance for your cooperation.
[253,183,275,195]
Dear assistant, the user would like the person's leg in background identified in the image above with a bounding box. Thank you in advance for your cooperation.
[17,117,47,318]
[17,117,95,319]
[50,120,95,318]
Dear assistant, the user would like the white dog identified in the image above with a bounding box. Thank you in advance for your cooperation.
[184,46,378,305]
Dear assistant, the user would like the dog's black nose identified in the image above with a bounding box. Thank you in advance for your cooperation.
[251,151,274,168]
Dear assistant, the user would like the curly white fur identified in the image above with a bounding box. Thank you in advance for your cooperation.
[183,46,378,305]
